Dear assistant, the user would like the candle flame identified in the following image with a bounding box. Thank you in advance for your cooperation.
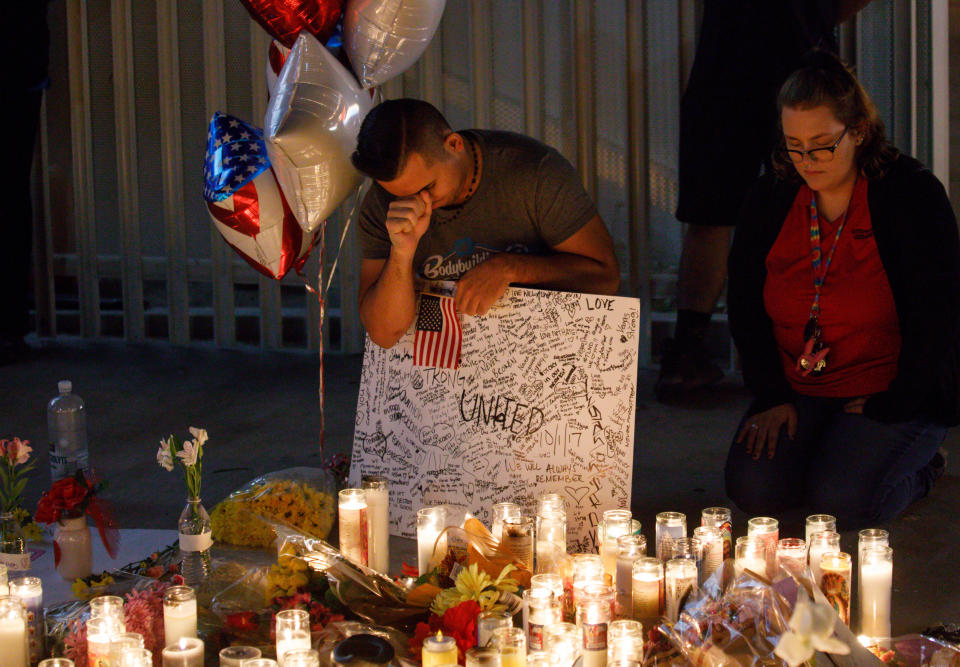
[436,630,443,640]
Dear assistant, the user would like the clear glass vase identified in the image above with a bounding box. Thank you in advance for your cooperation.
[0,511,30,574]
[178,497,212,587]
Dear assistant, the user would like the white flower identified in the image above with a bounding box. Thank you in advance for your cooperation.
[176,439,200,467]
[188,427,208,448]
[775,592,851,667]
[156,438,174,472]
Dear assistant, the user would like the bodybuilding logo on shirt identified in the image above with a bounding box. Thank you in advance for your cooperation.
[420,238,530,280]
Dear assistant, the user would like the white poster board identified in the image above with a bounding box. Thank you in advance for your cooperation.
[348,285,640,551]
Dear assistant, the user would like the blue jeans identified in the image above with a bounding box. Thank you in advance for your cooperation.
[725,395,947,529]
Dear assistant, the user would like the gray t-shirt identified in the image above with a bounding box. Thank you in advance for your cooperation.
[357,130,598,281]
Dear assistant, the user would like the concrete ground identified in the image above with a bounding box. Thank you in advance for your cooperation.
[1,337,957,636]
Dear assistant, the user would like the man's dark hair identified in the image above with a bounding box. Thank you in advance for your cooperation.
[351,99,452,181]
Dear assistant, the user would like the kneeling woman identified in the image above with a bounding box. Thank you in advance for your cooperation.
[726,51,959,528]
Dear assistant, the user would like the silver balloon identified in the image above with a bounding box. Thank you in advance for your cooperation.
[342,0,446,89]
[264,32,374,234]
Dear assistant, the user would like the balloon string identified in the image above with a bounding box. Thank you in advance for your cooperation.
[317,221,326,454]
[324,181,366,296]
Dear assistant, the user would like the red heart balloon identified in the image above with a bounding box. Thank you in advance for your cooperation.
[239,0,345,49]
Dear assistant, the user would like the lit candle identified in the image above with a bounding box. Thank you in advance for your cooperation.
[599,510,633,581]
[570,554,605,612]
[859,546,892,641]
[0,595,29,667]
[819,552,853,626]
[537,494,565,515]
[109,632,145,663]
[9,577,43,664]
[805,514,837,544]
[734,536,767,578]
[163,586,197,647]
[491,502,522,543]
[417,506,447,576]
[693,526,722,585]
[502,516,535,571]
[544,622,580,664]
[857,528,889,622]
[493,627,527,667]
[576,584,615,667]
[466,646,502,667]
[87,616,117,667]
[523,588,560,651]
[478,611,513,648]
[115,648,153,667]
[607,619,644,666]
[631,558,663,630]
[90,594,125,621]
[615,534,646,619]
[161,636,204,666]
[282,648,321,666]
[241,661,279,667]
[667,537,702,574]
[807,531,840,587]
[776,538,807,577]
[38,659,76,667]
[423,631,460,667]
[362,477,390,573]
[276,609,311,664]
[655,512,686,562]
[0,564,7,596]
[219,645,261,666]
[338,489,369,567]
[526,652,551,667]
[746,517,778,578]
[535,509,567,574]
[664,559,697,622]
[700,507,732,561]
[531,573,565,606]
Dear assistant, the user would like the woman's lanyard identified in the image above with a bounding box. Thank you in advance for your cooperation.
[796,184,853,377]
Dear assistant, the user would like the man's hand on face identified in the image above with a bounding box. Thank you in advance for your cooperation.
[385,190,432,258]
[455,254,515,317]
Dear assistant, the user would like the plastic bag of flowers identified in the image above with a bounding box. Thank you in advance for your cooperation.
[655,562,880,667]
[210,466,337,547]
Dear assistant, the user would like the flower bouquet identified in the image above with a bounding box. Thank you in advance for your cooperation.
[34,470,120,557]
[0,437,37,569]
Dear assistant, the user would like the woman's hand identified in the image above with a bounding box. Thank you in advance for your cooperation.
[737,403,798,460]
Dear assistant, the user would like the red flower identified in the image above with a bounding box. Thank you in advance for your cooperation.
[34,477,93,524]
[442,600,481,659]
[409,615,444,656]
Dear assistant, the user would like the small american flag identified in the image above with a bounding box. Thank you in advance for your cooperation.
[414,294,462,369]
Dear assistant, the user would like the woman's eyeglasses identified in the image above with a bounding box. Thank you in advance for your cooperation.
[777,127,848,164]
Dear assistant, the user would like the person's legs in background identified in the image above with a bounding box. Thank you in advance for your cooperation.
[805,412,948,529]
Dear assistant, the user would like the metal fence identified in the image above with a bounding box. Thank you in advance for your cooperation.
[31,0,947,364]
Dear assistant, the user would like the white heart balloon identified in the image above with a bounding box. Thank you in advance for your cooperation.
[342,0,446,89]
[264,32,374,234]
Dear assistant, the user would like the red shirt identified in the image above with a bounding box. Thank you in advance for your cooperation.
[763,178,901,397]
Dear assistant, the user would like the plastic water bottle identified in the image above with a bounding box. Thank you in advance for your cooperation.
[47,380,89,482]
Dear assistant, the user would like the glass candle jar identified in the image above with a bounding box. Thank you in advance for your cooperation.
[631,558,663,629]
[531,573,564,605]
[655,512,686,561]
[599,510,633,581]
[108,633,144,664]
[537,494,565,515]
[664,559,697,622]
[668,537,702,569]
[859,546,893,643]
[776,538,807,577]
[466,646,502,667]
[423,631,459,667]
[571,553,605,613]
[161,637,204,666]
[692,526,722,585]
[276,609,312,664]
[735,536,767,578]
[524,588,561,651]
[0,595,30,667]
[338,489,369,567]
[608,619,644,666]
[0,564,7,596]
[526,652,551,667]
[86,615,117,666]
[163,585,197,646]
[492,502,522,542]
[478,610,514,648]
[536,509,567,574]
[219,645,262,667]
[858,529,889,573]
[503,516,535,571]
[115,649,153,667]
[493,627,527,667]
[544,622,580,665]
[700,507,732,561]
[417,506,447,576]
[819,552,853,626]
[361,476,390,573]
[283,649,322,666]
[805,514,837,544]
[90,594,125,621]
[38,660,75,667]
[615,535,647,619]
[808,530,841,587]
[746,517,779,577]
[576,584,615,667]
[242,661,279,667]
[9,577,43,663]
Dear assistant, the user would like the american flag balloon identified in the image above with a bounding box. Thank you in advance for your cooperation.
[203,111,319,280]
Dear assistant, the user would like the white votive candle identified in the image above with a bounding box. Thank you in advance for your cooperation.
[808,530,841,587]
[805,514,837,544]
[161,637,204,666]
[599,510,633,581]
[362,477,390,573]
[0,595,29,667]
[338,488,369,567]
[276,609,311,664]
[747,517,778,577]
[700,507,732,560]
[575,584,614,667]
[523,588,559,651]
[417,506,447,575]
[87,616,116,667]
[0,564,8,596]
[693,526,723,585]
[163,586,198,647]
[491,502,522,543]
[819,552,853,626]
[535,509,567,574]
[9,577,43,663]
[735,536,767,578]
[631,558,663,630]
[219,645,261,666]
[859,546,892,641]
[424,631,460,667]
[615,534,646,619]
[655,512,686,561]
[664,559,697,622]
